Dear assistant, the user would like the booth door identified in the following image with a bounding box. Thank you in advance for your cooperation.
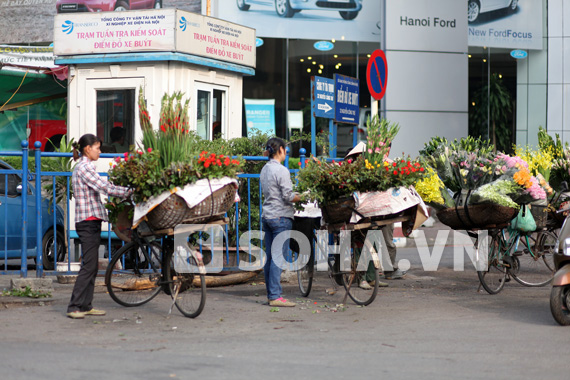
[195,83,227,140]
[85,78,145,152]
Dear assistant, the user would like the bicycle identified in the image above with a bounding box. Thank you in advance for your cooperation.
[295,215,410,306]
[477,226,556,294]
[104,221,208,318]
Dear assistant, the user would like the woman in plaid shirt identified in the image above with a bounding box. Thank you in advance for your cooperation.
[67,134,132,319]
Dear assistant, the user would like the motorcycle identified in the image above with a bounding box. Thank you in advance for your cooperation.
[550,183,570,325]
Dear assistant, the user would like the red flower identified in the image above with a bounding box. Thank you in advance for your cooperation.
[160,125,166,133]
[216,159,222,166]
[420,168,425,172]
[298,162,302,166]
[204,161,211,168]
[393,170,398,175]
[224,158,231,166]
[392,162,397,167]
[147,148,152,153]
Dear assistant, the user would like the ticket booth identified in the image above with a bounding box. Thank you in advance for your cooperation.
[53,8,256,169]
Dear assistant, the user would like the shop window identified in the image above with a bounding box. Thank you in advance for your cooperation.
[96,90,135,153]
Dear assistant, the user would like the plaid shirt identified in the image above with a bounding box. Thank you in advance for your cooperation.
[73,156,131,223]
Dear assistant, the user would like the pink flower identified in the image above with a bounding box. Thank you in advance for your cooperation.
[368,149,373,154]
[347,159,353,164]
[147,148,152,153]
[123,152,128,158]
[114,157,120,163]
[375,147,381,153]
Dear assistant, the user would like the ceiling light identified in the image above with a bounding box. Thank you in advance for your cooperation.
[307,68,311,73]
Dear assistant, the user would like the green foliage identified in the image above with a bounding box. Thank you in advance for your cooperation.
[2,286,51,298]
[42,136,75,204]
[469,73,513,152]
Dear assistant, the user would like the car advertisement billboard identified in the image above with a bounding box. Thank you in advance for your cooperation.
[0,0,201,44]
[467,0,543,50]
[215,0,381,43]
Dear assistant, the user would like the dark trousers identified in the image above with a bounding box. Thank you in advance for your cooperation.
[67,220,101,313]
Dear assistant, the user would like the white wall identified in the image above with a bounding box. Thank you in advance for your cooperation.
[384,0,468,157]
[546,0,570,143]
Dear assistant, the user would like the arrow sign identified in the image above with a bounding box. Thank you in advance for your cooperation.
[312,76,335,119]
[318,102,332,113]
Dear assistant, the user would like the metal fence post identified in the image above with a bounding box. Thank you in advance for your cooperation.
[300,148,306,169]
[35,141,43,277]
[285,146,290,168]
[20,141,28,278]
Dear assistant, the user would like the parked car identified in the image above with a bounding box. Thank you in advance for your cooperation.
[0,160,65,270]
[236,0,362,20]
[468,0,518,23]
[56,0,161,13]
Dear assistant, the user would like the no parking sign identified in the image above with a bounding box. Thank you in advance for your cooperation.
[366,49,388,100]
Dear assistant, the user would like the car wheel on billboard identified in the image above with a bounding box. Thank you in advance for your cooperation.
[467,0,480,23]
[236,0,250,11]
[154,0,162,9]
[275,0,295,18]
[509,0,518,12]
[114,1,129,11]
[339,11,359,20]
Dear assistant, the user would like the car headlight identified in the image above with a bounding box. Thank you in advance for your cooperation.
[564,237,570,256]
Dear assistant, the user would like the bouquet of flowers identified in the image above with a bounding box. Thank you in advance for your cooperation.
[106,89,243,223]
[295,117,425,208]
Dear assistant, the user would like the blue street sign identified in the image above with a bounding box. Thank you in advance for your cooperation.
[312,76,335,119]
[334,74,359,125]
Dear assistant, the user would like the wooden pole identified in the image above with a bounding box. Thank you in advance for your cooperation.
[206,0,211,16]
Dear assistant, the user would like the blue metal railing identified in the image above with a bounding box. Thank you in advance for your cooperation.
[0,142,310,277]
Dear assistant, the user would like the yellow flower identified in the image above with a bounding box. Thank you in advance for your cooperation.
[415,168,444,204]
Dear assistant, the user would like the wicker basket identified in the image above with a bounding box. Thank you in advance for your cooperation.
[321,197,355,225]
[437,204,518,230]
[530,204,548,230]
[146,184,236,230]
[181,184,237,224]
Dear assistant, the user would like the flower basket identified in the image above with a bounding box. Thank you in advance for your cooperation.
[529,204,548,230]
[146,183,236,230]
[321,197,356,225]
[436,204,518,230]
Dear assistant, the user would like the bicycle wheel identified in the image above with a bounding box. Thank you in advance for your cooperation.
[511,231,556,287]
[342,237,379,306]
[477,233,507,294]
[105,241,164,307]
[164,248,206,318]
[297,249,313,297]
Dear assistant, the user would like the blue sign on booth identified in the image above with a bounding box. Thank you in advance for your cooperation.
[334,74,359,125]
[312,76,335,119]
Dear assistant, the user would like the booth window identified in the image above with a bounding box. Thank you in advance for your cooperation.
[96,90,135,153]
